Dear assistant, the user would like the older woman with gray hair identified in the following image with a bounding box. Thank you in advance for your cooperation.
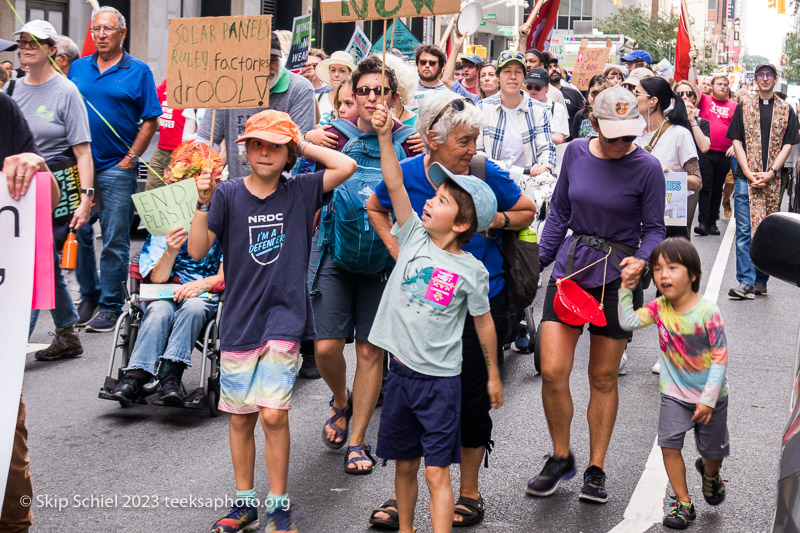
[366,89,536,529]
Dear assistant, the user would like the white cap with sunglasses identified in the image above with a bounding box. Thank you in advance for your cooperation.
[14,20,59,44]
[592,86,641,138]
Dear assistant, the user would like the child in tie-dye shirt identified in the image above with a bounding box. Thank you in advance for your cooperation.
[618,237,728,530]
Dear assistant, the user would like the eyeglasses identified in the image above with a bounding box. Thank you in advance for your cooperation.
[91,26,119,34]
[603,135,637,144]
[15,40,41,49]
[757,71,775,79]
[430,98,475,130]
[676,91,695,98]
[633,90,651,98]
[354,85,393,97]
[418,59,439,66]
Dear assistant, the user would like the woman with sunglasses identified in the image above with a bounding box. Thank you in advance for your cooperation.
[529,86,665,503]
[11,20,95,362]
[634,76,702,241]
[476,50,556,176]
[674,81,711,155]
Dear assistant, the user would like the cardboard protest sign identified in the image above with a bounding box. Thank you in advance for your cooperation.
[346,25,372,63]
[321,0,459,23]
[370,19,420,57]
[167,15,272,109]
[131,179,199,236]
[571,38,612,91]
[664,172,688,226]
[0,173,37,510]
[285,13,312,71]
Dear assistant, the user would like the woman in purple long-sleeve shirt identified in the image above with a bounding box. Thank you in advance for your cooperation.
[526,86,666,503]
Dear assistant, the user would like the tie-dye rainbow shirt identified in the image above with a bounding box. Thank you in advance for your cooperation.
[618,289,728,408]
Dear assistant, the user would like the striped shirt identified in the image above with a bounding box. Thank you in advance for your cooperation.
[477,91,556,171]
[139,233,222,284]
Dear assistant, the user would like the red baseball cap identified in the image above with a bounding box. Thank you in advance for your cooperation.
[235,110,301,145]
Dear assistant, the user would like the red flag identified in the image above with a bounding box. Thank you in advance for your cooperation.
[81,23,96,57]
[674,0,692,81]
[525,0,561,53]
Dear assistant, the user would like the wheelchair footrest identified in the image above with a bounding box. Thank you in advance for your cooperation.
[151,387,205,410]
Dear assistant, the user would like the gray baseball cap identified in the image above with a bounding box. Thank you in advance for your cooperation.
[592,85,641,138]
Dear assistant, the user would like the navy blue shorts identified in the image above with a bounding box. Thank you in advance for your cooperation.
[376,359,461,467]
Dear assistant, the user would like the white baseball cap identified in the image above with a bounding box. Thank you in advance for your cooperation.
[15,20,59,44]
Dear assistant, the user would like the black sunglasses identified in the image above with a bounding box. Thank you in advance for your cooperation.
[418,59,439,66]
[676,91,695,98]
[354,85,393,97]
[603,135,637,144]
[429,98,474,129]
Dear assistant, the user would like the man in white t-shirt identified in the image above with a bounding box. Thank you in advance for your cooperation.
[526,68,568,144]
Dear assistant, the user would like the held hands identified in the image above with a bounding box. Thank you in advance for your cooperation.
[487,376,504,409]
[691,403,713,425]
[619,256,646,290]
[305,125,338,149]
[196,167,216,204]
[371,104,393,138]
[166,226,189,253]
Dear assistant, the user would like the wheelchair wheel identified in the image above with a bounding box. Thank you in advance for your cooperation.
[207,384,220,417]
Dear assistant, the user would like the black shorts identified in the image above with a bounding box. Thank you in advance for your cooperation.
[541,276,633,340]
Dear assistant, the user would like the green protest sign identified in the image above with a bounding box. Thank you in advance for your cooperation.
[131,179,199,236]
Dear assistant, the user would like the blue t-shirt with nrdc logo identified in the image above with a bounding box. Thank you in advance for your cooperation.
[374,154,522,299]
[207,172,330,350]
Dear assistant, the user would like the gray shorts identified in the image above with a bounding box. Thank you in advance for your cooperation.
[658,394,730,460]
[307,239,388,341]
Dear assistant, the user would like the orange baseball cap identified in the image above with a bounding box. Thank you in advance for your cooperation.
[235,110,301,145]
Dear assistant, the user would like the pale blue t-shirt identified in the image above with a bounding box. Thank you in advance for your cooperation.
[368,213,490,377]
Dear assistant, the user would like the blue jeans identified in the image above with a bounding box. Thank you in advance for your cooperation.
[75,165,138,314]
[29,223,79,336]
[733,176,769,286]
[124,297,219,375]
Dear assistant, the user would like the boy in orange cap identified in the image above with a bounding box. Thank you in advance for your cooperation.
[189,109,356,533]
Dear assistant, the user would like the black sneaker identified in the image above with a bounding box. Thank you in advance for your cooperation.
[297,351,321,379]
[158,375,185,405]
[662,500,696,529]
[76,298,99,326]
[526,453,577,497]
[728,283,755,300]
[708,224,720,235]
[85,311,121,333]
[693,223,709,236]
[579,465,608,503]
[110,374,146,403]
[695,458,726,505]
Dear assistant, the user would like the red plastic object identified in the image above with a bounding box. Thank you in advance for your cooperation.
[554,278,607,327]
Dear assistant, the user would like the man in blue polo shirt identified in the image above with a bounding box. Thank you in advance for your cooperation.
[69,6,162,332]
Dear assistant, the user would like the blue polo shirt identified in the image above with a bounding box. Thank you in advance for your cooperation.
[375,154,522,298]
[69,49,162,171]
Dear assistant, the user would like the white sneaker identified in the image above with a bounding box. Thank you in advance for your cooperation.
[651,360,661,374]
[618,350,628,375]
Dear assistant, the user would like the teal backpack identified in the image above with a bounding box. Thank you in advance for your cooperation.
[317,118,415,274]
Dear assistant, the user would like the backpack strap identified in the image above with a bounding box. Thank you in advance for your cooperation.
[329,118,362,140]
[5,78,15,97]
[469,153,487,182]
[390,125,415,145]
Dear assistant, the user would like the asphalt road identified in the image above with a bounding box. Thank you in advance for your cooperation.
[21,214,800,533]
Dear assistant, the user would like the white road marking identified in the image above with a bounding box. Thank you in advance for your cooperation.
[608,220,737,533]
[26,344,49,354]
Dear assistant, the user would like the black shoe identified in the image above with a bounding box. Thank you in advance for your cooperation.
[708,224,720,235]
[579,465,608,503]
[158,375,185,404]
[297,351,321,380]
[85,311,121,333]
[695,458,726,505]
[110,374,146,403]
[76,298,99,326]
[526,452,577,497]
[693,223,709,236]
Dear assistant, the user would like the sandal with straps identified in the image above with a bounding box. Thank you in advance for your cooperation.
[368,498,398,530]
[344,443,375,475]
[452,494,485,527]
[322,389,352,450]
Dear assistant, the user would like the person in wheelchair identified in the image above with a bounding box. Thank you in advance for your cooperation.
[110,225,222,404]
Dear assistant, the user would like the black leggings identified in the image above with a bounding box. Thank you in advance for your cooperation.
[697,149,731,226]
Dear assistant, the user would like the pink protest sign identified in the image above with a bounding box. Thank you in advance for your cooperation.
[424,268,459,307]
[32,171,55,309]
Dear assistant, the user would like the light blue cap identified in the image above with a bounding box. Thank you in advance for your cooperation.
[428,162,498,232]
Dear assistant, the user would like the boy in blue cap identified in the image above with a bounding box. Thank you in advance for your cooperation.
[369,102,504,533]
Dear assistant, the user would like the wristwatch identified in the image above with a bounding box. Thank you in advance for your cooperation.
[771,168,780,178]
[80,188,95,197]
[502,212,510,228]
[127,152,140,164]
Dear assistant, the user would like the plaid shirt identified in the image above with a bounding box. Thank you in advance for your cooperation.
[477,92,556,171]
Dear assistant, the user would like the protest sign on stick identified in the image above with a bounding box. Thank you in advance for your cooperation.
[167,15,273,109]
[346,25,372,62]
[571,38,612,91]
[131,179,200,236]
[321,0,459,23]
[285,13,312,71]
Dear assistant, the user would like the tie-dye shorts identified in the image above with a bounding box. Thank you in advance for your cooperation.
[219,339,301,414]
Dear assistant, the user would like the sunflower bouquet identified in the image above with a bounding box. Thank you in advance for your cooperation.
[165,140,223,184]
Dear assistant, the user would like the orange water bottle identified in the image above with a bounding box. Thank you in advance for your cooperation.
[61,229,78,270]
